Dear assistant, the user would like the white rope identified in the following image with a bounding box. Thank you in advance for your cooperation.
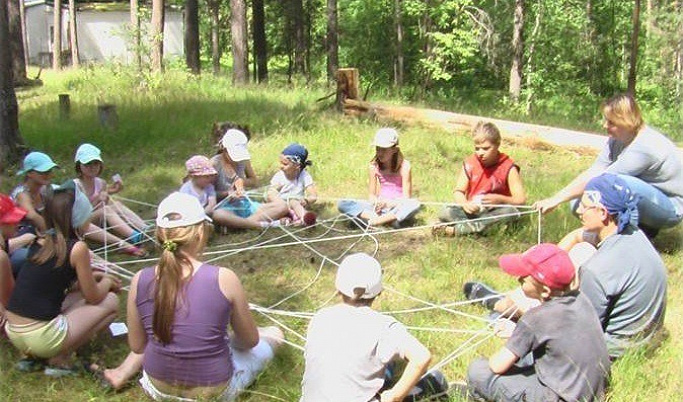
[309,195,538,210]
[253,306,307,343]
[384,286,489,323]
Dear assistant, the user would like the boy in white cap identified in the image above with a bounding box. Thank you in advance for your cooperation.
[465,244,610,402]
[301,253,433,402]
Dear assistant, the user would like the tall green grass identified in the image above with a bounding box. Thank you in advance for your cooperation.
[1,67,681,401]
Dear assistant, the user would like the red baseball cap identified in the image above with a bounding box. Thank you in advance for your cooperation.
[0,194,28,225]
[498,243,575,290]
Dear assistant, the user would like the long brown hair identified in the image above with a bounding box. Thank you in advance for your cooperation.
[152,222,210,345]
[32,189,77,266]
[372,146,404,174]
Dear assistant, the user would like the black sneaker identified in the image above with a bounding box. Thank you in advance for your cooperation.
[463,281,502,310]
[403,370,449,401]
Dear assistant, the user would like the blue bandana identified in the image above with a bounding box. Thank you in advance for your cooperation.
[282,143,312,169]
[584,173,640,233]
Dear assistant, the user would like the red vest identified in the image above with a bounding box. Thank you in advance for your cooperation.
[463,153,517,200]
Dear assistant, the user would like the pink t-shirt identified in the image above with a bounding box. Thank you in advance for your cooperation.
[372,160,410,200]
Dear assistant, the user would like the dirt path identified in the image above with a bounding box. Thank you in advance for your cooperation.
[372,104,683,162]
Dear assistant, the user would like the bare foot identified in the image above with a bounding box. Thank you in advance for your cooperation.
[103,368,127,390]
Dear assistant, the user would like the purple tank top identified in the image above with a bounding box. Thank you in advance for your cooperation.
[136,264,233,386]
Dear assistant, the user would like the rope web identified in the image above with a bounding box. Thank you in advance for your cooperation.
[86,192,542,397]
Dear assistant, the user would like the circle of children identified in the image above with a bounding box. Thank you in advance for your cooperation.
[0,93,680,402]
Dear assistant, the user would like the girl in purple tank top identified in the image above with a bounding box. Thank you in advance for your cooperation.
[338,128,421,228]
[100,192,283,398]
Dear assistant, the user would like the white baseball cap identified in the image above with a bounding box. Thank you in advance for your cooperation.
[220,129,251,162]
[373,128,399,148]
[335,253,383,299]
[156,192,212,229]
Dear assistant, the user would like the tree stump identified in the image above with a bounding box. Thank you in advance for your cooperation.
[336,68,359,111]
[58,94,70,120]
[98,104,118,130]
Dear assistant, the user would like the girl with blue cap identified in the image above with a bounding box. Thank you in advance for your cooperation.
[73,143,148,257]
[11,151,59,235]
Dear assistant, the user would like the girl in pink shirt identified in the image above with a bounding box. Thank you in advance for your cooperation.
[338,128,420,228]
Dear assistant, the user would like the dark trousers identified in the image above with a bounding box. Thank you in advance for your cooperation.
[467,358,561,402]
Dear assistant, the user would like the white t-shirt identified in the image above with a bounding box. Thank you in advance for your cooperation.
[300,303,418,402]
[270,170,314,200]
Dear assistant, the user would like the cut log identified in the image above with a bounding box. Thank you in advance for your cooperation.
[98,104,118,130]
[336,68,359,111]
[58,94,70,120]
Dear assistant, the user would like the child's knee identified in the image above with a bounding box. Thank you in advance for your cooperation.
[467,358,493,390]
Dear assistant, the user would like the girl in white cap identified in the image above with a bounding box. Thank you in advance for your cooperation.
[211,129,290,230]
[99,192,284,396]
[73,143,148,257]
[338,128,421,228]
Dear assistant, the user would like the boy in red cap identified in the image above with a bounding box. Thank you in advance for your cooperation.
[465,243,610,402]
[0,194,29,328]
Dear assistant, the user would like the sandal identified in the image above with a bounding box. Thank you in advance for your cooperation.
[44,364,80,377]
[15,357,47,372]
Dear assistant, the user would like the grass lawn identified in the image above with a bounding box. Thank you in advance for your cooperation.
[1,67,681,401]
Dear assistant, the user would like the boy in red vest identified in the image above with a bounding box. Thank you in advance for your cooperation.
[435,121,526,235]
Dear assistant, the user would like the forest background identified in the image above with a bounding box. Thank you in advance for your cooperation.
[1,0,683,164]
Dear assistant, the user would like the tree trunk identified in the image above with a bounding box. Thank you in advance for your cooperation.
[1,0,24,167]
[293,0,306,75]
[252,0,268,82]
[394,0,403,87]
[19,0,27,72]
[627,0,641,95]
[68,0,79,68]
[52,0,62,70]
[184,0,200,74]
[525,4,543,114]
[326,0,338,82]
[207,0,220,75]
[130,0,141,70]
[230,0,248,84]
[420,2,433,91]
[8,0,27,83]
[509,0,525,102]
[150,0,165,72]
